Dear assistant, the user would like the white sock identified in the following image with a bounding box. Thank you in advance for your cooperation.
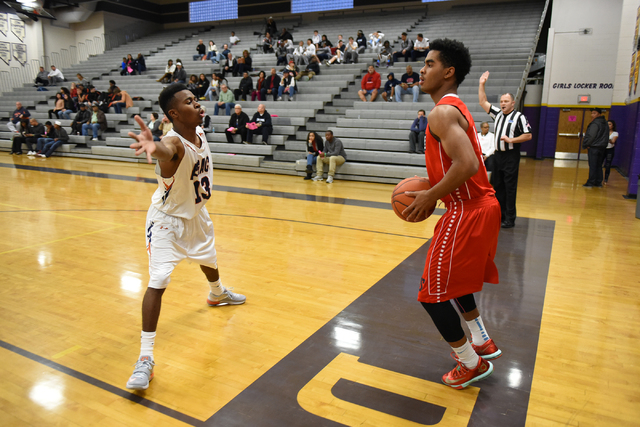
[209,279,225,296]
[140,331,156,359]
[452,341,480,369]
[466,316,490,346]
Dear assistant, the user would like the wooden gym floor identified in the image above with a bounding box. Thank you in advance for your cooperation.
[0,153,638,426]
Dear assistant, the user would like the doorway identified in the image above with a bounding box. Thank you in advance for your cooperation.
[555,108,608,160]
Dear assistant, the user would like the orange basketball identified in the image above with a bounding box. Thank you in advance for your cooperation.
[391,177,436,222]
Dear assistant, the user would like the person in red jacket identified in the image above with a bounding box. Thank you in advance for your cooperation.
[358,65,381,102]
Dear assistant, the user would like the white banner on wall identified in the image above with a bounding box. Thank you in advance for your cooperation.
[0,41,9,66]
[10,17,24,42]
[12,42,26,65]
[0,13,7,37]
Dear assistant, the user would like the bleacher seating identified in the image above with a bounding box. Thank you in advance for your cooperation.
[0,1,545,184]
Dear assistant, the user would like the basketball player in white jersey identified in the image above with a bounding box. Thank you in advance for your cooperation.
[125,84,246,390]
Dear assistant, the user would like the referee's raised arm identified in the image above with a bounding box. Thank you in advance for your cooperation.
[478,71,491,114]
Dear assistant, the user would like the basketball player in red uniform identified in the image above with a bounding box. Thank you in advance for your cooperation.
[403,39,502,389]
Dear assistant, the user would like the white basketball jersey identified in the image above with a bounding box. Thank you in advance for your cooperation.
[150,126,213,220]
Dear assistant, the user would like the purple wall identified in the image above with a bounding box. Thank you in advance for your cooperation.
[536,106,561,159]
[522,106,540,157]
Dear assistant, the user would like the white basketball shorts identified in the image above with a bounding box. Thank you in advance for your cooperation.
[145,205,217,289]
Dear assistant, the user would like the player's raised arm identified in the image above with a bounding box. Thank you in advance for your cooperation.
[478,71,491,114]
[128,115,178,164]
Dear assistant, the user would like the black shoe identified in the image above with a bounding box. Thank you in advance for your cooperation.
[306,165,313,174]
[583,183,594,188]
[304,173,312,180]
[501,221,515,229]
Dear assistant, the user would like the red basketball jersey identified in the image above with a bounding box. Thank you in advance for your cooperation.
[424,94,494,204]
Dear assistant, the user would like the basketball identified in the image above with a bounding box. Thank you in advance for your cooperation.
[391,177,436,222]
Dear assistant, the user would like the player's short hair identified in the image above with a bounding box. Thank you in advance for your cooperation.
[501,93,515,101]
[158,83,188,122]
[418,109,426,115]
[326,129,333,136]
[429,38,472,86]
[151,112,159,119]
[481,121,489,127]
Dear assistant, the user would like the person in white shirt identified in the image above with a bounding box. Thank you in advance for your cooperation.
[477,121,495,178]
[229,31,240,45]
[312,30,321,46]
[411,33,430,62]
[344,37,360,64]
[303,38,316,64]
[368,31,384,53]
[288,41,306,65]
[47,65,64,86]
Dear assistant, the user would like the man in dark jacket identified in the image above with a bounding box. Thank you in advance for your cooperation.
[172,62,187,83]
[12,118,43,155]
[71,103,91,135]
[296,56,320,81]
[409,109,428,154]
[313,130,347,184]
[234,72,253,101]
[225,104,250,143]
[582,108,609,187]
[246,104,273,145]
[193,39,206,60]
[261,68,281,101]
[38,121,69,158]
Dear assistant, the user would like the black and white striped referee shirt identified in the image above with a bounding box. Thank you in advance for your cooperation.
[488,105,531,152]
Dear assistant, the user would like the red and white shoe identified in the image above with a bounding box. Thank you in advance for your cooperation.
[442,357,493,389]
[450,338,502,361]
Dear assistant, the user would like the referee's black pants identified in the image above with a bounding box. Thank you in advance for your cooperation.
[493,149,520,224]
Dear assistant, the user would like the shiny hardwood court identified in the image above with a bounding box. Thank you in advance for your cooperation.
[0,153,638,426]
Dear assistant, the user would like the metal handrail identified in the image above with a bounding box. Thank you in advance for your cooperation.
[515,0,550,107]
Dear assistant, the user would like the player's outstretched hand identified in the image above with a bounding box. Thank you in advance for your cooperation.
[479,71,490,85]
[128,115,155,164]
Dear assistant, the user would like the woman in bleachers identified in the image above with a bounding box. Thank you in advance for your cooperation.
[187,74,198,92]
[304,131,324,180]
[277,70,297,101]
[48,93,64,119]
[195,73,210,100]
[242,50,253,71]
[157,59,175,83]
[69,82,78,100]
[77,86,88,108]
[251,71,266,101]
[59,92,76,120]
[203,73,224,101]
[205,40,218,62]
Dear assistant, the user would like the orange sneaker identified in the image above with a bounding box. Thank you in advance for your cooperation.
[442,357,493,389]
[472,339,502,360]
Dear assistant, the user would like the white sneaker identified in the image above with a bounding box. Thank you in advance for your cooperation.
[27,151,34,155]
[37,154,46,158]
[277,96,283,101]
[312,175,323,181]
[326,176,334,184]
[206,288,246,306]
[91,138,98,141]
[126,356,154,390]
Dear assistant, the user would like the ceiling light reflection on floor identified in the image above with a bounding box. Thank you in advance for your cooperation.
[29,375,65,410]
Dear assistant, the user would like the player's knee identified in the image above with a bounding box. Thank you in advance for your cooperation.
[148,270,172,289]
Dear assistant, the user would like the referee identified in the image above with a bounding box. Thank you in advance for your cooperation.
[478,71,532,229]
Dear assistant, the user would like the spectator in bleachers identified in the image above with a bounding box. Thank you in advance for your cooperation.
[76,73,90,87]
[312,130,346,184]
[251,71,266,101]
[279,27,292,41]
[193,39,206,61]
[48,65,64,86]
[35,121,55,154]
[10,118,35,154]
[368,31,384,53]
[246,104,272,145]
[187,74,198,92]
[303,39,316,65]
[411,34,429,62]
[71,103,90,135]
[297,56,320,81]
[234,71,253,101]
[35,66,49,86]
[194,73,210,100]
[120,57,130,76]
[316,37,332,62]
[477,121,495,177]
[59,93,75,120]
[377,40,393,67]
[204,73,225,101]
[172,62,187,83]
[381,72,400,102]
[277,70,297,101]
[263,32,274,54]
[242,50,253,71]
[356,30,367,54]
[219,44,231,62]
[344,37,359,64]
[159,114,172,139]
[81,103,107,141]
[275,40,288,66]
[136,54,146,74]
[205,40,218,62]
[283,60,299,78]
[8,101,30,133]
[70,82,78,99]
[358,65,381,102]
[290,41,306,66]
[325,40,345,66]
[312,30,321,46]
[395,65,420,103]
[37,121,68,158]
[267,17,277,37]
[261,68,281,101]
[124,54,137,75]
[229,31,240,45]
[87,86,101,104]
[304,131,324,180]
[232,56,249,77]
[148,112,162,141]
[214,84,236,115]
[77,86,88,107]
[221,53,234,78]
[109,88,127,114]
[14,118,44,155]
[157,59,175,83]
[48,94,64,119]
[409,109,427,154]
[225,104,249,143]
[393,32,413,63]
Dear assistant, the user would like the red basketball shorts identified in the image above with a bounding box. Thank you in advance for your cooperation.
[418,195,501,304]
